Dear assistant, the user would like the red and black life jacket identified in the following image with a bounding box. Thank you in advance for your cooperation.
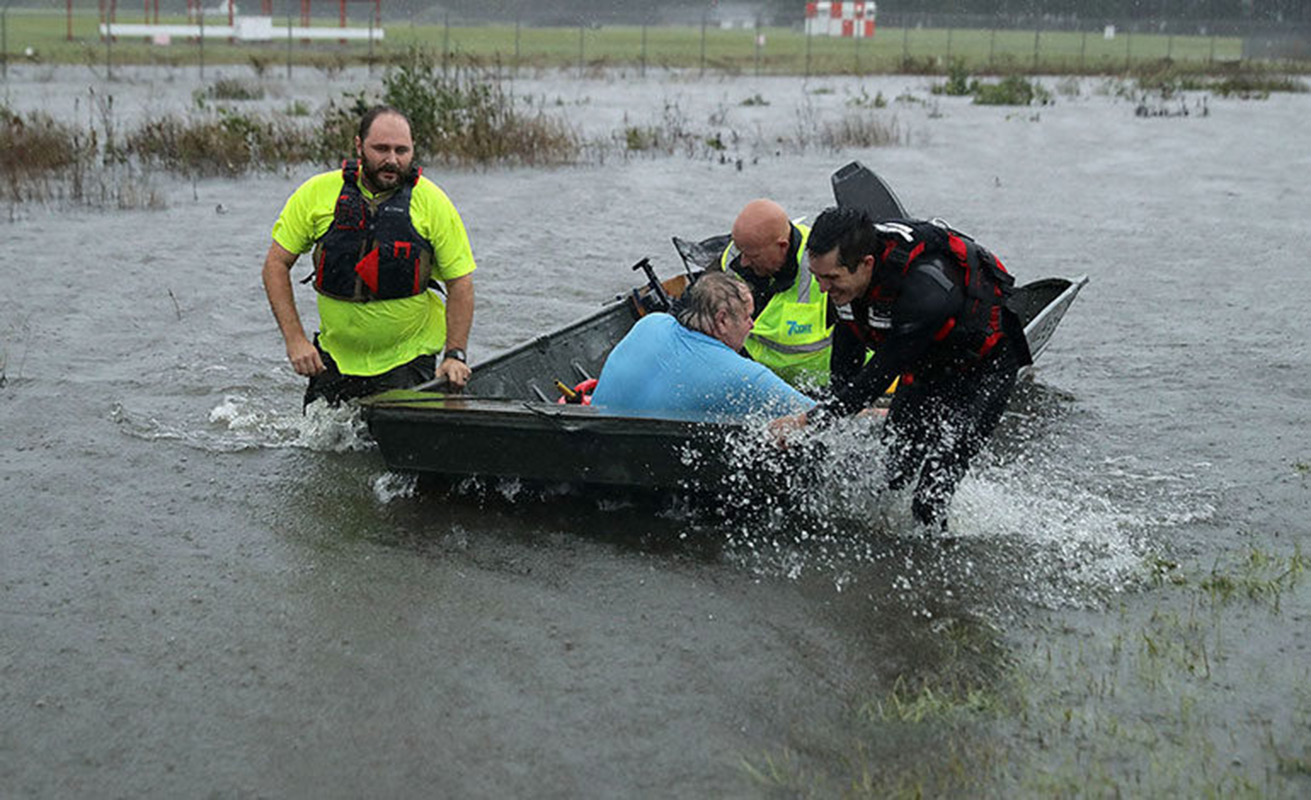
[844,219,1028,365]
[311,160,435,302]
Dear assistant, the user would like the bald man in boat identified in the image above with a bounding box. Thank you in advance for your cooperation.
[719,199,832,388]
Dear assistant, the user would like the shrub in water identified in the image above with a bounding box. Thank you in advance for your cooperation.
[0,107,93,200]
[974,76,1053,106]
[381,47,579,166]
[206,78,265,102]
[933,59,975,97]
[125,109,323,176]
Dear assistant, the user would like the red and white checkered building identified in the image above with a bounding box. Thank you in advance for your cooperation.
[804,2,877,38]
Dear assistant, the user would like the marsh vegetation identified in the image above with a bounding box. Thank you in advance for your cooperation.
[740,544,1310,797]
[3,50,1302,211]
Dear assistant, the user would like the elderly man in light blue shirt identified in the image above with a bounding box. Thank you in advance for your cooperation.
[591,272,815,418]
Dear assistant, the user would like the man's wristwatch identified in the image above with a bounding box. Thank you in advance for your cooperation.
[444,348,467,364]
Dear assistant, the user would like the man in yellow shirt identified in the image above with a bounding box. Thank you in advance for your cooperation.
[261,105,477,407]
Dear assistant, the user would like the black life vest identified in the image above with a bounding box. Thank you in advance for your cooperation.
[845,219,1031,366]
[311,160,434,302]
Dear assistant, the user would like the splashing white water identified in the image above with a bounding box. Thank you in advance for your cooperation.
[112,394,375,453]
[372,471,418,504]
[293,399,373,452]
[693,414,1215,611]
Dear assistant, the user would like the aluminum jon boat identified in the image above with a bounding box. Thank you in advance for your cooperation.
[358,164,1088,492]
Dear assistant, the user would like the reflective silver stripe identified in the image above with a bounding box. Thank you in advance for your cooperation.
[747,332,832,354]
[795,250,813,304]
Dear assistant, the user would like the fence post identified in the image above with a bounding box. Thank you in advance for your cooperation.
[442,10,449,76]
[514,15,520,75]
[988,27,996,69]
[946,26,953,64]
[805,22,812,78]
[853,22,861,75]
[1032,22,1040,71]
[700,11,707,77]
[640,22,647,78]
[901,20,909,68]
[577,22,584,78]
[755,15,765,77]
[286,10,292,79]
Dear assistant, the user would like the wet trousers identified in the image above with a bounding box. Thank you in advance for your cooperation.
[303,335,436,409]
[881,339,1020,528]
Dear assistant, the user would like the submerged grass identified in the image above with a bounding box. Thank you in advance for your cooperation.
[817,113,905,149]
[1,57,584,205]
[1,107,81,171]
[739,541,1311,797]
[861,674,1004,724]
[125,111,326,176]
[1199,543,1307,611]
[2,50,1300,207]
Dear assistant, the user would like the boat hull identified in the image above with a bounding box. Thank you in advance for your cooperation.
[360,277,1088,490]
[366,394,742,490]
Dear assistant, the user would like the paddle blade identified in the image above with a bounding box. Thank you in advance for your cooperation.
[832,161,909,220]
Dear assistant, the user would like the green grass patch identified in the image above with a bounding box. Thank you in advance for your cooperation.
[861,675,1003,724]
[737,541,1311,797]
[202,77,265,102]
[846,86,887,109]
[1199,544,1306,610]
[973,75,1054,106]
[0,11,1274,76]
[1277,751,1311,775]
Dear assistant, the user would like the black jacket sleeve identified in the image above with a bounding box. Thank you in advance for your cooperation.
[827,313,867,395]
[815,258,963,420]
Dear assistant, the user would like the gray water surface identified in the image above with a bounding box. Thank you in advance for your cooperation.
[3,68,1310,797]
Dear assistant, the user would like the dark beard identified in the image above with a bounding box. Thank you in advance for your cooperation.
[361,157,405,193]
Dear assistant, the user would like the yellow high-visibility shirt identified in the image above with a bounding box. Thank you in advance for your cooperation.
[271,168,476,376]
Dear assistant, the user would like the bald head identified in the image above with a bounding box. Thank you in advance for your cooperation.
[730,199,792,278]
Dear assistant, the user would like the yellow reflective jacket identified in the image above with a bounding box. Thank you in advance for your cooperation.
[720,223,832,387]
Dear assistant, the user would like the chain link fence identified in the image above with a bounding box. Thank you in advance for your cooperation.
[5,6,1309,80]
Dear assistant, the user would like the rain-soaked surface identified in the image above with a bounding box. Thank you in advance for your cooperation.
[3,65,1311,796]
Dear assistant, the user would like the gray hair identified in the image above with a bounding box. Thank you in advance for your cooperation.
[676,271,749,336]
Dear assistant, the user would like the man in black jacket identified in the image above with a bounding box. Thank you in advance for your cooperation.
[771,206,1031,531]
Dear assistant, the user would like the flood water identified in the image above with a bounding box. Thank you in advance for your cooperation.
[3,65,1311,797]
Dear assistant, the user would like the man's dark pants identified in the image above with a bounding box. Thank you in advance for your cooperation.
[881,339,1021,529]
[303,335,437,409]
